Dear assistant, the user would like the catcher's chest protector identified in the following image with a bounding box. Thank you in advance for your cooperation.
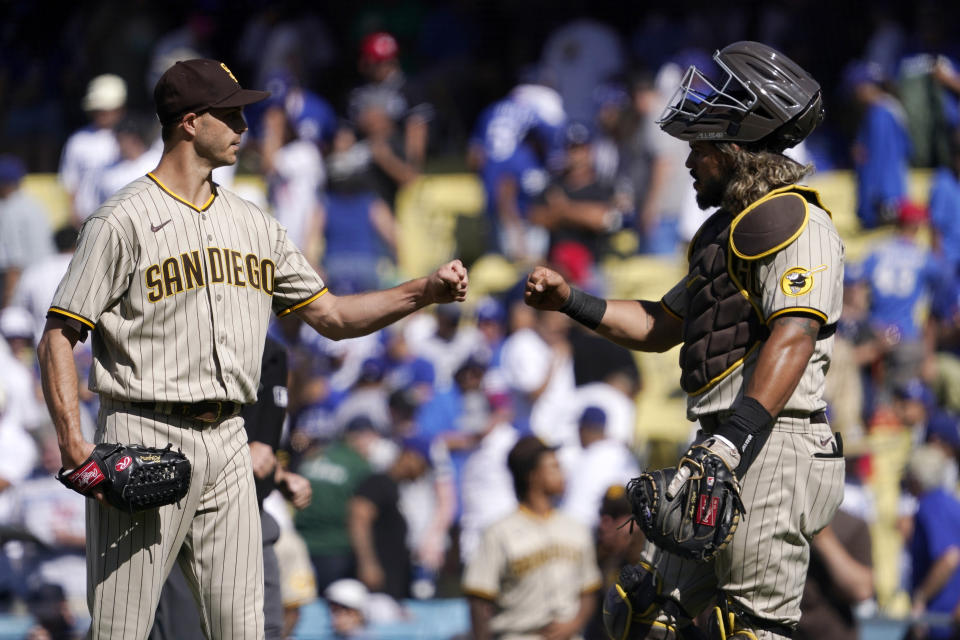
[679,212,761,395]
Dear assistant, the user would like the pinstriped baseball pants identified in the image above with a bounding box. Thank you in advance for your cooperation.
[85,397,264,640]
[639,417,845,640]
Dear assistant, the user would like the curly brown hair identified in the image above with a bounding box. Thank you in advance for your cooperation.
[717,143,814,213]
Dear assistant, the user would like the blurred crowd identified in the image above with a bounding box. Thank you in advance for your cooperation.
[2,2,960,639]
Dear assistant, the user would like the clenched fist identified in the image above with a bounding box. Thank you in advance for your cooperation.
[524,266,571,311]
[426,259,469,304]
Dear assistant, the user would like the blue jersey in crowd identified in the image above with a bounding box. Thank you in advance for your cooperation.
[862,236,941,340]
[929,167,960,275]
[472,99,560,223]
[855,97,911,228]
[910,488,960,640]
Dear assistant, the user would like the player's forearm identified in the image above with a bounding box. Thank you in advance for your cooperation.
[744,315,819,416]
[913,547,960,609]
[813,526,874,602]
[553,200,610,232]
[347,499,380,566]
[595,299,683,352]
[468,597,495,640]
[37,320,86,457]
[369,199,398,254]
[404,118,428,168]
[373,145,419,185]
[300,279,432,340]
[569,591,597,631]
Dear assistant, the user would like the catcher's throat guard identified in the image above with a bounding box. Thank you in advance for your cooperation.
[58,443,192,512]
[627,446,745,563]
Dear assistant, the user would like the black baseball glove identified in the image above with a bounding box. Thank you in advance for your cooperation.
[626,442,745,563]
[57,443,191,512]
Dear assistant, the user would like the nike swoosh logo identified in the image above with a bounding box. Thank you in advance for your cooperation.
[819,435,833,446]
[150,219,173,233]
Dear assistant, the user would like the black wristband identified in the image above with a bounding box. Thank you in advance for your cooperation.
[713,397,773,453]
[559,287,607,330]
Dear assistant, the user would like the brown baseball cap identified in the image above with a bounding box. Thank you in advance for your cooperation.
[154,59,269,126]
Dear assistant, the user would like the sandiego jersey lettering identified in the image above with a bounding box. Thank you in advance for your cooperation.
[144,249,277,302]
[48,174,326,404]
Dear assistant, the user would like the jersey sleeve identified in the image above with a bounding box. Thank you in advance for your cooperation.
[659,277,687,320]
[754,213,844,325]
[462,523,504,600]
[271,227,327,317]
[48,217,135,334]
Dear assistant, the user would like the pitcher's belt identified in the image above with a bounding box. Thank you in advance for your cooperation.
[129,400,243,424]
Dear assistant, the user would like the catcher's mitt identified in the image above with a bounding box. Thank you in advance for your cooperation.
[58,443,191,512]
[627,444,744,563]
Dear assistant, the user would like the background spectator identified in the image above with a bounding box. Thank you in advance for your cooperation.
[0,155,54,308]
[57,74,125,225]
[904,445,960,640]
[848,61,911,228]
[561,406,640,530]
[463,436,601,640]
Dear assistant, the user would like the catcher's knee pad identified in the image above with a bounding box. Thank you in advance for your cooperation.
[603,563,705,640]
[706,596,792,640]
[707,606,758,640]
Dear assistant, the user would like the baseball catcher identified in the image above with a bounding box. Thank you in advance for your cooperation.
[526,41,845,640]
[58,443,191,512]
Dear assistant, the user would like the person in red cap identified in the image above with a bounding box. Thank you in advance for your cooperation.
[38,58,468,640]
[345,31,433,209]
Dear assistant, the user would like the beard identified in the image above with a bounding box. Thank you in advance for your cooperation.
[694,172,727,210]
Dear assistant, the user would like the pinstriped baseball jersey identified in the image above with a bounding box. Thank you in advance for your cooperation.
[48,174,325,404]
[661,188,843,419]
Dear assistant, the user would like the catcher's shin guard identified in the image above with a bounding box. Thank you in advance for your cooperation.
[603,563,707,640]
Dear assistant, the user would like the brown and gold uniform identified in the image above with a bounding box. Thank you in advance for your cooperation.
[462,506,603,640]
[642,186,847,639]
[48,173,326,640]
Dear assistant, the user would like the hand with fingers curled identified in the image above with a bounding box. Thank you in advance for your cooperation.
[525,266,607,329]
[427,259,469,304]
[524,266,571,311]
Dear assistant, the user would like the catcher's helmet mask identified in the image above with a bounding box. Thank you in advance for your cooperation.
[658,41,823,152]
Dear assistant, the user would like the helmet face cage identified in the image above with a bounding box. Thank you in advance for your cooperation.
[657,54,757,135]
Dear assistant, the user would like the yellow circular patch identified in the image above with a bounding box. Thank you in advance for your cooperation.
[780,267,814,296]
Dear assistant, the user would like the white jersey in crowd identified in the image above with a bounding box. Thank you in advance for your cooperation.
[6,472,88,607]
[58,125,120,220]
[567,381,637,448]
[268,139,324,249]
[0,339,47,432]
[0,404,39,524]
[95,144,163,207]
[0,189,54,271]
[12,252,74,343]
[462,506,602,640]
[459,422,519,564]
[561,438,639,530]
[405,314,485,390]
[500,328,576,445]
